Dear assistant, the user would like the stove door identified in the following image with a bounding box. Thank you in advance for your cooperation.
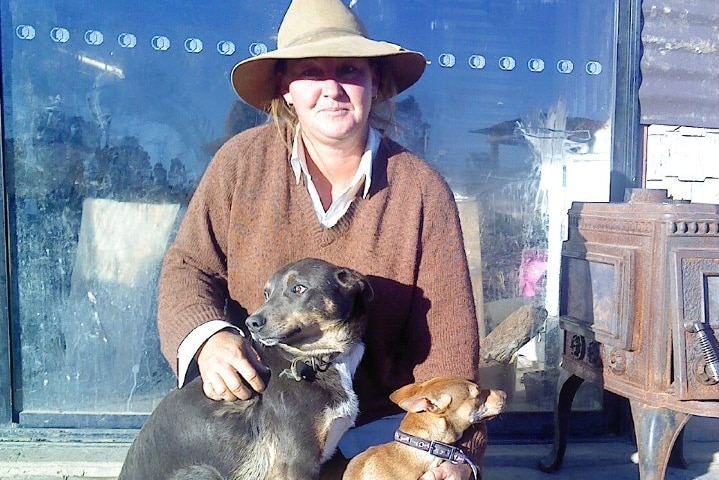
[672,251,719,401]
[560,244,637,352]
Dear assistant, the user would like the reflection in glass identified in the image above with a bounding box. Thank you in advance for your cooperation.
[1,0,617,420]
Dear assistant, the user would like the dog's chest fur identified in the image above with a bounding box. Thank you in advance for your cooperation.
[316,342,364,462]
[230,341,365,479]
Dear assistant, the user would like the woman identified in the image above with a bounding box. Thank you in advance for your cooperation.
[157,0,484,479]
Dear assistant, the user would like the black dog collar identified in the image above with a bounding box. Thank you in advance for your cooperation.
[279,353,338,382]
[393,430,479,480]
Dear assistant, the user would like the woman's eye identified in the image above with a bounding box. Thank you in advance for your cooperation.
[339,65,357,75]
[299,68,320,78]
[291,284,307,295]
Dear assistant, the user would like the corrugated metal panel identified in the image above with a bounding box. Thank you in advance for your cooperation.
[640,2,719,128]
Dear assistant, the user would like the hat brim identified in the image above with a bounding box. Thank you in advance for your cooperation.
[231,34,427,111]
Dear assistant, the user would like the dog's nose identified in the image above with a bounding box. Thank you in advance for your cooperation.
[246,314,266,332]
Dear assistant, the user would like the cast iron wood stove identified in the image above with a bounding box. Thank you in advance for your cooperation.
[540,189,719,480]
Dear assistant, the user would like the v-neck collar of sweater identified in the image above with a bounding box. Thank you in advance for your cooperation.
[296,174,360,246]
[289,129,391,247]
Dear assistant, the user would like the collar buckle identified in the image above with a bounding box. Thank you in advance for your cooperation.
[429,440,462,462]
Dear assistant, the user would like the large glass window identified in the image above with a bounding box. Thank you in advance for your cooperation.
[1,0,627,429]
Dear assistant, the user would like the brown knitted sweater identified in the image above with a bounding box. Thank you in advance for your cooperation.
[157,122,485,459]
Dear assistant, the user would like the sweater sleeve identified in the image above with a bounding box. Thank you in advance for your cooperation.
[409,169,485,458]
[156,139,239,373]
[458,422,488,468]
[410,172,479,383]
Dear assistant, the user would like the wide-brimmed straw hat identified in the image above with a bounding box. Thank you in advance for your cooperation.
[231,0,427,111]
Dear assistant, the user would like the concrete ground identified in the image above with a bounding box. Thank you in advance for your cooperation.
[484,440,719,480]
[0,439,718,480]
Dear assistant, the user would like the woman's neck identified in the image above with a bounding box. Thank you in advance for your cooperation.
[301,130,368,209]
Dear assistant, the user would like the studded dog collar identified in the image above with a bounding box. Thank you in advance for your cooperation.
[393,430,479,480]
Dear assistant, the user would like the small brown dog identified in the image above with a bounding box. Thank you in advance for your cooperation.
[343,377,505,480]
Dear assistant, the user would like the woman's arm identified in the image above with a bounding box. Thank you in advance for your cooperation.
[410,171,486,462]
[411,173,479,384]
[157,145,235,369]
[156,135,267,400]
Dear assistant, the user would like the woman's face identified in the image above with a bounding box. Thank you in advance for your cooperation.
[280,57,379,149]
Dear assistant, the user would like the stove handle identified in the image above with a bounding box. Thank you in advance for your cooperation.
[685,321,719,384]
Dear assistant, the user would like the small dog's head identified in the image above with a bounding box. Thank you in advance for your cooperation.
[246,258,371,357]
[390,377,506,431]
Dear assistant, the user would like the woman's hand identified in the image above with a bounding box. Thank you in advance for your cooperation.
[196,329,267,401]
[418,462,473,480]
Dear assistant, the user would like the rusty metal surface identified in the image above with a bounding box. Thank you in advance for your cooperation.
[630,399,692,480]
[640,2,719,128]
[559,189,719,416]
[546,189,719,478]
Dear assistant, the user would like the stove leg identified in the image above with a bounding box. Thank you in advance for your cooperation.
[668,428,688,469]
[538,370,584,472]
[629,399,691,480]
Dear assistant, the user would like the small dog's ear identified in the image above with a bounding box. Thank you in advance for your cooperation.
[392,384,453,414]
[389,382,422,406]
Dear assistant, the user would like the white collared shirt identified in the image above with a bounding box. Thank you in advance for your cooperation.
[290,125,379,228]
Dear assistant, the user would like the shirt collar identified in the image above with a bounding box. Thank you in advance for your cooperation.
[290,124,379,199]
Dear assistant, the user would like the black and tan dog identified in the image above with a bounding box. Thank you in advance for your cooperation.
[119,258,372,480]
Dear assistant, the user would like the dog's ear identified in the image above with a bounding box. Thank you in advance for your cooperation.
[391,383,453,414]
[399,393,453,414]
[335,268,374,302]
[389,382,421,406]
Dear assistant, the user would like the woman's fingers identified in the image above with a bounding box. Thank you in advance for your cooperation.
[197,329,267,401]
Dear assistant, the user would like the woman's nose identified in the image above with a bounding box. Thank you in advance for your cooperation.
[321,77,343,98]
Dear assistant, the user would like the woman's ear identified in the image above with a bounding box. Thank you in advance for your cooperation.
[277,70,292,102]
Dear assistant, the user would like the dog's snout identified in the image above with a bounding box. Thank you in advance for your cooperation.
[246,314,266,331]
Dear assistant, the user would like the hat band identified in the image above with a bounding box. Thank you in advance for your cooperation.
[282,27,367,48]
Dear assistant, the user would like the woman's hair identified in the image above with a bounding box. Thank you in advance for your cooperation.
[268,58,398,138]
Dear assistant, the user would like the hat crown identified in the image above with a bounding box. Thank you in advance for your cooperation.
[278,0,368,49]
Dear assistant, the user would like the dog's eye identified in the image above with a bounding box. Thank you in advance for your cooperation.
[291,284,307,295]
[263,290,270,301]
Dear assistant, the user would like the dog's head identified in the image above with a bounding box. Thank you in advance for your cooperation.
[246,258,371,357]
[390,377,505,431]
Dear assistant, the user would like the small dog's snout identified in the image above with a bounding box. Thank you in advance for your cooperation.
[246,315,266,331]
